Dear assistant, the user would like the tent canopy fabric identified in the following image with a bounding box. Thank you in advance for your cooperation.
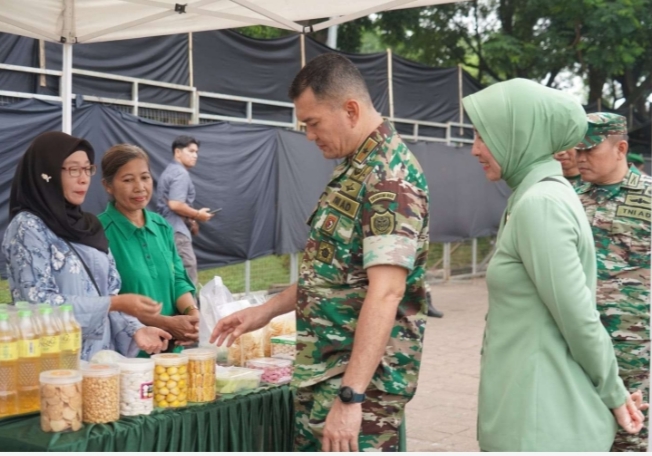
[1,0,457,44]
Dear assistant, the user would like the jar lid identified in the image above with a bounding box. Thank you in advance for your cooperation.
[81,363,120,377]
[40,369,82,384]
[184,347,218,361]
[246,357,293,368]
[151,353,189,366]
[117,358,155,372]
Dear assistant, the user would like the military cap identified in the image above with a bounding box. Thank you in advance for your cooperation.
[627,152,645,165]
[575,112,628,150]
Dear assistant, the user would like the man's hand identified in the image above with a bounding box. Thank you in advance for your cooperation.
[134,327,172,354]
[163,315,199,342]
[195,208,213,222]
[209,306,272,347]
[613,395,645,434]
[322,400,362,452]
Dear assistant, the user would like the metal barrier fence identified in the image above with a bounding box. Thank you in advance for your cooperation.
[200,237,495,295]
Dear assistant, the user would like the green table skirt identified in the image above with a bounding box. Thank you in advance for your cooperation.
[0,386,295,452]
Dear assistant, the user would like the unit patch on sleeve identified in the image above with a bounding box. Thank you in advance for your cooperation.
[370,211,395,236]
[369,192,397,204]
[315,241,335,264]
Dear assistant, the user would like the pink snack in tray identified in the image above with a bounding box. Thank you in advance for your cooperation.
[246,358,293,385]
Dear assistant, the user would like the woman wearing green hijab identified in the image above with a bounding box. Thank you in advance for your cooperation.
[462,79,644,451]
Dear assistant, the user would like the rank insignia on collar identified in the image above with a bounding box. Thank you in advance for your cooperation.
[354,138,379,164]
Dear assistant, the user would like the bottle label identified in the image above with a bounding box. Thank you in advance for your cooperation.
[18,339,41,358]
[61,331,81,352]
[40,335,61,354]
[0,342,18,361]
[140,382,154,399]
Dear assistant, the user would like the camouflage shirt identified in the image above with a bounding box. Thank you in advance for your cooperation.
[294,121,430,398]
[566,174,584,191]
[577,167,651,341]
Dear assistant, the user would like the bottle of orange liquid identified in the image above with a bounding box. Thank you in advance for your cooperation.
[16,309,41,413]
[38,305,61,372]
[0,311,18,417]
[59,304,81,370]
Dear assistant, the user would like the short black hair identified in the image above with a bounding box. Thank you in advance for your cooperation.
[288,53,372,105]
[172,135,200,155]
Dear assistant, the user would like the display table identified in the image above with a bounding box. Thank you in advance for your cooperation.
[0,385,407,452]
[0,385,294,452]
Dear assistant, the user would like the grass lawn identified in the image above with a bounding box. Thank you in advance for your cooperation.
[0,237,494,302]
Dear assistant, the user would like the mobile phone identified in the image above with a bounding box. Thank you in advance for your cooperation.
[208,208,222,215]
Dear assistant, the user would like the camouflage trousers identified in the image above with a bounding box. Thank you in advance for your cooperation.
[294,375,408,452]
[611,340,650,452]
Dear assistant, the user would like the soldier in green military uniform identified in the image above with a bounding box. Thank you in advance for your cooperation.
[576,113,651,452]
[210,54,430,452]
[554,147,584,189]
[628,152,648,176]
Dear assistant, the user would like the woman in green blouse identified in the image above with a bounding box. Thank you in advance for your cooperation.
[463,79,644,451]
[98,144,199,357]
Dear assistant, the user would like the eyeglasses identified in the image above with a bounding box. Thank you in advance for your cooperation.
[61,165,97,177]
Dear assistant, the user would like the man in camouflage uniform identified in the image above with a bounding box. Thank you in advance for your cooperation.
[575,112,651,452]
[553,147,584,189]
[210,54,430,451]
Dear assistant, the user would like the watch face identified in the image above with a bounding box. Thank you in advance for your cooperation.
[340,387,353,402]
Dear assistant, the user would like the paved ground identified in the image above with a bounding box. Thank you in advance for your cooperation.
[405,279,488,452]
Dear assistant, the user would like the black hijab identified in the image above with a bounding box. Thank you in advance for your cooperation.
[10,131,109,253]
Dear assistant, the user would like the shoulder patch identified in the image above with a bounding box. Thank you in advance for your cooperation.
[369,192,397,204]
[370,211,395,236]
[315,241,335,264]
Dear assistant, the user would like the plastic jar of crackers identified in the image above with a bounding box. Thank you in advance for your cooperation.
[81,363,120,424]
[185,348,217,403]
[152,353,188,408]
[39,369,82,433]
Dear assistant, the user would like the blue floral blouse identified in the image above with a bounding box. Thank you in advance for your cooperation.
[2,211,144,360]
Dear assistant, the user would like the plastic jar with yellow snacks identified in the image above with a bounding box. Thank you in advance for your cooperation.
[185,348,217,403]
[39,369,82,433]
[152,353,189,408]
[81,363,120,424]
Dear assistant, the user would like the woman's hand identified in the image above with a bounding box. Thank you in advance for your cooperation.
[613,395,645,434]
[111,294,162,321]
[163,315,199,343]
[134,327,172,354]
[630,390,649,412]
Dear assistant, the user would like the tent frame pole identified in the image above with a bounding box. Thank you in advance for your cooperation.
[387,48,394,119]
[61,43,73,134]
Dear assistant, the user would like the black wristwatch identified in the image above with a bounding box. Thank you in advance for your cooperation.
[338,386,366,404]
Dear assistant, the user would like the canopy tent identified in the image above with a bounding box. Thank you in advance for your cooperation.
[0,0,460,133]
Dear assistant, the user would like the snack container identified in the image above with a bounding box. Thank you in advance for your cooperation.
[185,348,217,403]
[214,366,263,394]
[39,369,82,432]
[270,334,296,360]
[81,363,120,424]
[245,358,293,384]
[227,328,266,367]
[117,358,154,416]
[152,353,189,408]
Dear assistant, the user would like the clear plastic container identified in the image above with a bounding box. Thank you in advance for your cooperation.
[152,353,189,408]
[227,328,267,367]
[117,358,154,416]
[81,363,120,424]
[270,334,296,360]
[0,312,18,418]
[246,358,293,384]
[58,305,81,370]
[16,309,41,413]
[39,369,82,432]
[185,348,217,403]
[215,366,263,394]
[38,305,61,373]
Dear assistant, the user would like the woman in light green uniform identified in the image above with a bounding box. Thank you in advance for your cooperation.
[463,78,644,451]
[98,144,198,357]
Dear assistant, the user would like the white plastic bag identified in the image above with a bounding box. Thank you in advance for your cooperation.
[90,350,126,364]
[198,276,235,345]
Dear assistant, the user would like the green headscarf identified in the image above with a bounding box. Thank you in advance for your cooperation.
[462,78,588,190]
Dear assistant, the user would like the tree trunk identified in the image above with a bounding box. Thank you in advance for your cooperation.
[587,66,606,106]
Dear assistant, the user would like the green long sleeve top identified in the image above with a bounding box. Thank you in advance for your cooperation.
[99,202,195,356]
[463,79,629,452]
